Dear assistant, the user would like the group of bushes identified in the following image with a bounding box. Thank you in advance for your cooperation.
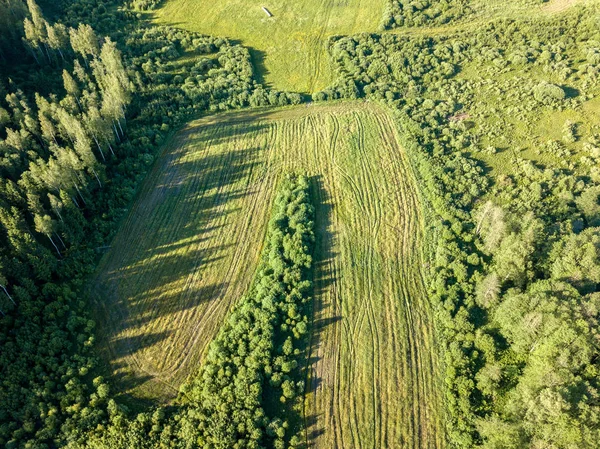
[381,0,471,29]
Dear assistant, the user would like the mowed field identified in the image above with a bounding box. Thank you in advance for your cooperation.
[90,102,444,448]
[152,0,385,93]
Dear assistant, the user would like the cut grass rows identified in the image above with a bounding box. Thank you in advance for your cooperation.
[90,102,444,448]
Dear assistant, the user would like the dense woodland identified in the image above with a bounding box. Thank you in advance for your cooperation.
[1,0,600,448]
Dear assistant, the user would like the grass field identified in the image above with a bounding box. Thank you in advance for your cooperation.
[91,102,445,448]
[152,0,386,94]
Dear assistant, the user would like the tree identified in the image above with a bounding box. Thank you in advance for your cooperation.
[69,24,99,65]
[492,214,542,288]
[0,262,15,306]
[576,186,600,227]
[45,22,68,62]
[35,93,58,145]
[63,69,82,110]
[33,213,60,256]
[533,81,566,104]
[92,38,132,139]
[475,272,501,308]
[25,0,50,63]
[550,227,600,294]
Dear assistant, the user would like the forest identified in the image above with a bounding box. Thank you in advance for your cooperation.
[1,0,600,448]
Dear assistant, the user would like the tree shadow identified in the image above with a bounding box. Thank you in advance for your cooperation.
[300,175,341,444]
[562,85,580,99]
[91,120,274,404]
[248,46,270,88]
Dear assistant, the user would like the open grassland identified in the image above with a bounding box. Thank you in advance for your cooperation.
[90,102,445,448]
[152,0,385,94]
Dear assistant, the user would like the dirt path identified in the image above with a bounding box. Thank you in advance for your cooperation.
[542,0,582,13]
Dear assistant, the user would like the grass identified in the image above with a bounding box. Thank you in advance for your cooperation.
[90,102,445,448]
[151,0,386,94]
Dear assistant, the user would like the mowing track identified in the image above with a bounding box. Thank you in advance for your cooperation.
[90,102,445,449]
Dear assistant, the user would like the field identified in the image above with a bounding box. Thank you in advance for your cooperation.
[152,0,386,93]
[90,102,445,448]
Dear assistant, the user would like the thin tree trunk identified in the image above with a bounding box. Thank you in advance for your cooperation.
[112,121,121,142]
[0,285,15,305]
[71,178,87,205]
[91,167,102,188]
[49,236,61,257]
[53,207,63,222]
[92,134,106,161]
[106,140,115,156]
[117,118,125,137]
[43,43,51,64]
[28,46,40,64]
[35,134,47,152]
[475,203,492,235]
[55,232,66,249]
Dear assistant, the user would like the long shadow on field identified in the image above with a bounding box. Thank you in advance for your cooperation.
[93,126,271,400]
[180,121,273,148]
[302,175,340,441]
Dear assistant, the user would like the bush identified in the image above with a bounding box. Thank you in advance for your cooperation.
[533,81,566,104]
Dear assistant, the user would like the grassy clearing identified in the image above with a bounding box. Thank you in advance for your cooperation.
[152,0,385,94]
[454,61,600,176]
[90,102,444,448]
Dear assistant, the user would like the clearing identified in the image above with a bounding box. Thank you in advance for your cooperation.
[90,102,445,448]
[152,0,386,94]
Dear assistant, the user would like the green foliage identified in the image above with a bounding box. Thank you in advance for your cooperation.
[550,227,600,294]
[2,0,600,447]
[381,0,471,29]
